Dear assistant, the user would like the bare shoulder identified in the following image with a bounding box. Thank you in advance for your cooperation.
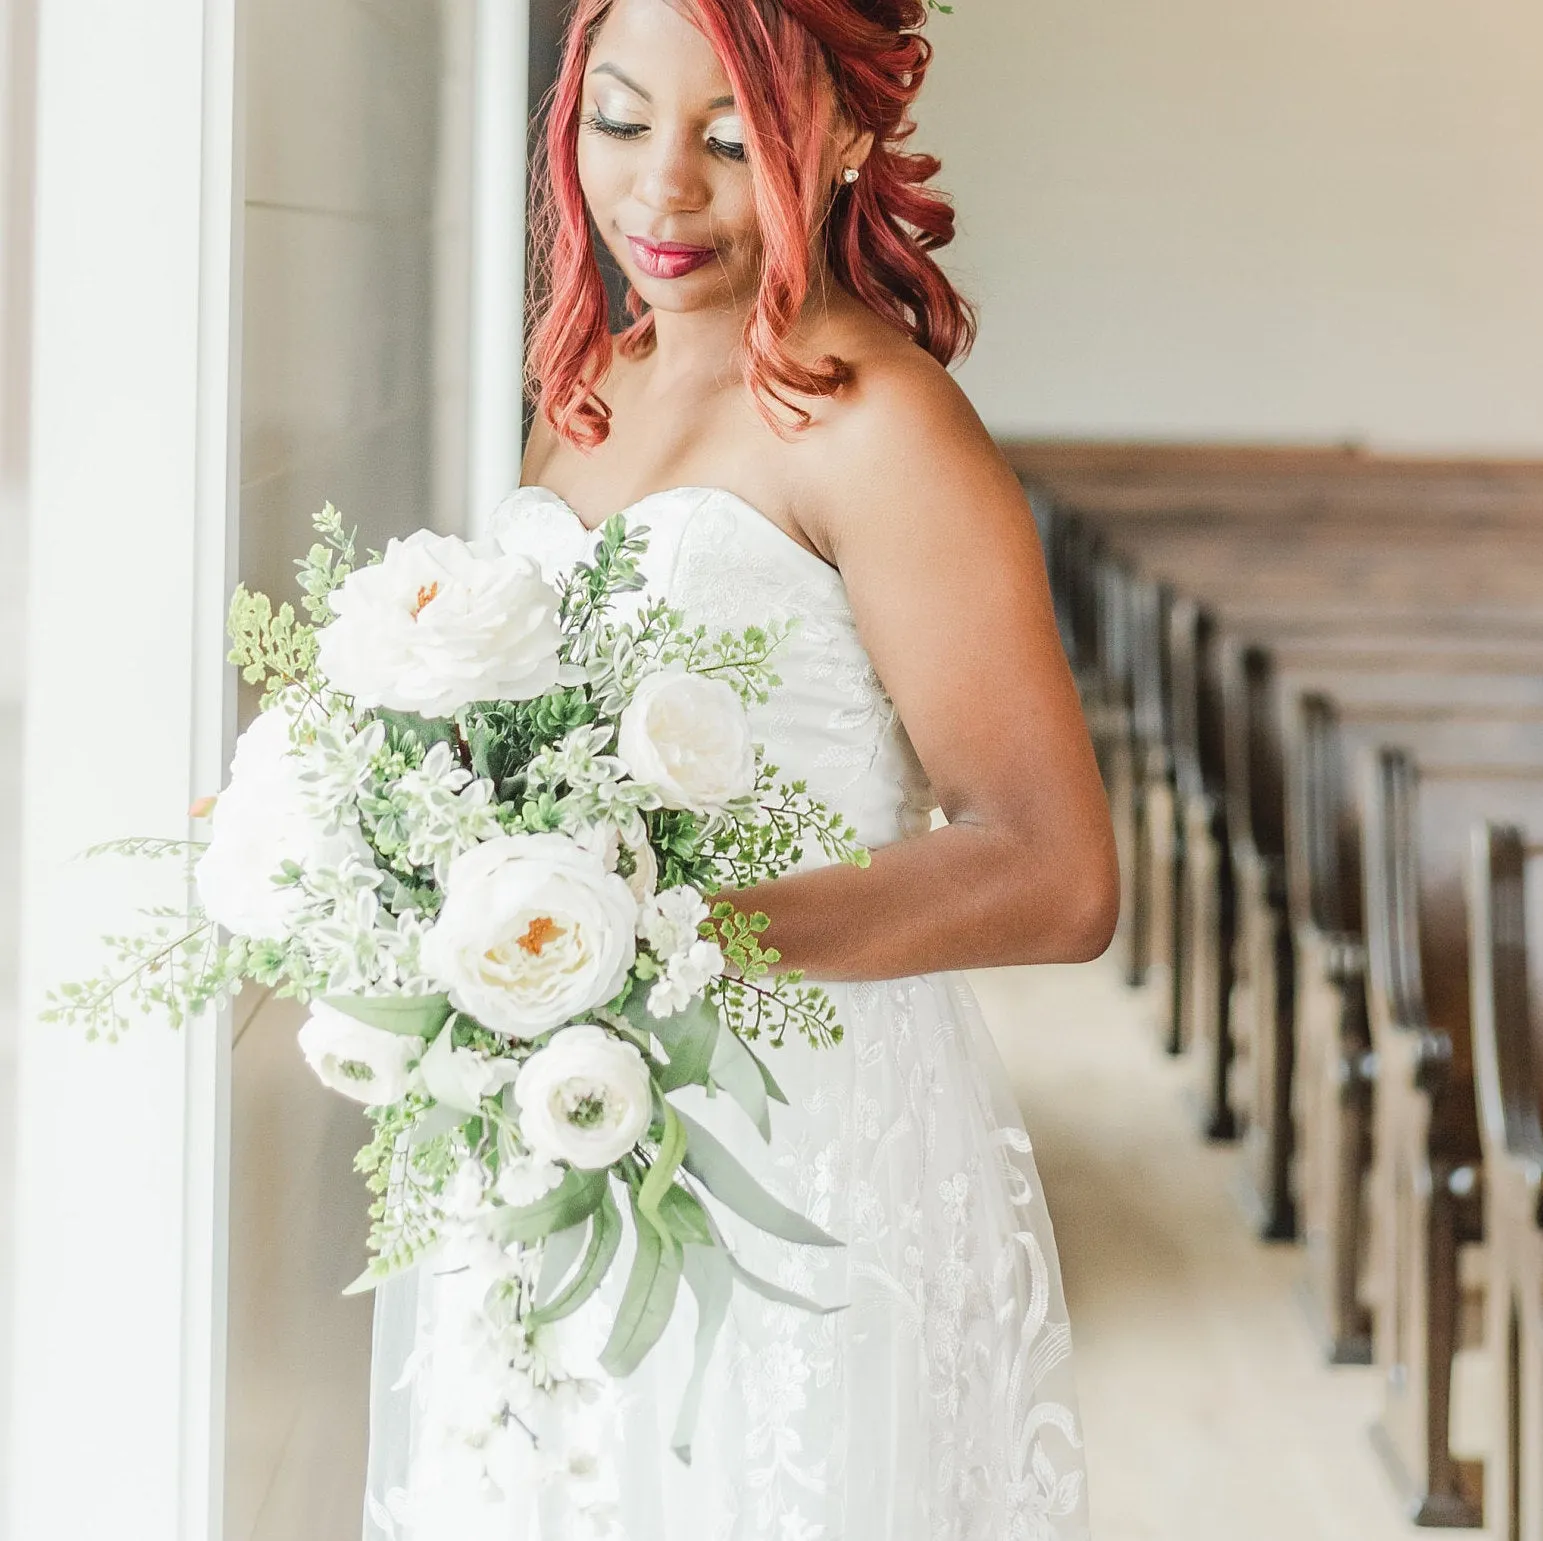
[796,326,1026,564]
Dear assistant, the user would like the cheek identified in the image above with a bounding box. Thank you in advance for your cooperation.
[575,139,625,219]
[712,180,763,261]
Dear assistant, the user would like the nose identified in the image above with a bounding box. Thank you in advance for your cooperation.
[634,126,710,216]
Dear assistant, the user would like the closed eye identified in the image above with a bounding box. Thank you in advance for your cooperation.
[582,111,646,141]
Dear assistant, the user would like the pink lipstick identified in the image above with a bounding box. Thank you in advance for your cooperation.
[627,237,719,281]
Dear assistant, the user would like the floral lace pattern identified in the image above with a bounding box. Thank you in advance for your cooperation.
[362,487,1090,1541]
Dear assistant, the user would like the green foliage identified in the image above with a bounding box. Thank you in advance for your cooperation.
[293,503,359,625]
[557,515,650,644]
[705,901,844,1053]
[226,586,322,711]
[39,913,238,1042]
[355,1095,456,1280]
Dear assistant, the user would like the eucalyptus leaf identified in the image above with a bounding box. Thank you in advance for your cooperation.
[725,1253,844,1316]
[321,993,452,1040]
[530,1187,622,1327]
[671,1245,733,1464]
[598,1190,683,1378]
[650,999,722,1093]
[637,1102,687,1230]
[535,1216,592,1306]
[658,1184,714,1247]
[490,1167,606,1245]
[707,1027,771,1140]
[677,1111,841,1249]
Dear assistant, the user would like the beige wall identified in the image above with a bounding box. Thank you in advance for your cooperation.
[227,3,467,1537]
[922,1,1543,453]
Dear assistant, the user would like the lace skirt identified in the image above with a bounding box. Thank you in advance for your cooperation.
[361,972,1091,1541]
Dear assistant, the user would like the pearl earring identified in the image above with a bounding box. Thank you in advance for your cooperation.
[842,166,861,185]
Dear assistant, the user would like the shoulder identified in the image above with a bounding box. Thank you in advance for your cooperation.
[794,326,1026,563]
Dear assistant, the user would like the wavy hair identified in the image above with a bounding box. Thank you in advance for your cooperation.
[527,0,975,447]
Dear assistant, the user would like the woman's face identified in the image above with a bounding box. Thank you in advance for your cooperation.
[577,0,763,321]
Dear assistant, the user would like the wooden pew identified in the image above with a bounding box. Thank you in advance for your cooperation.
[1083,541,1543,1069]
[1224,642,1543,1240]
[1468,823,1543,1541]
[1361,749,1543,1527]
[1289,706,1543,1365]
[1168,616,1543,1160]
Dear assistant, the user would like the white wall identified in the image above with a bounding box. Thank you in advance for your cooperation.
[922,0,1543,453]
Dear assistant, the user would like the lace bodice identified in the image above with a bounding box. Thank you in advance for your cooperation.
[489,485,938,852]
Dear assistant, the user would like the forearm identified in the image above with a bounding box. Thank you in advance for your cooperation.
[714,815,1118,983]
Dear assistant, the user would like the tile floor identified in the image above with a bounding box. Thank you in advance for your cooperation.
[969,957,1485,1541]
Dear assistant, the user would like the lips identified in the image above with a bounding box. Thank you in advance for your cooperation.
[626,236,719,281]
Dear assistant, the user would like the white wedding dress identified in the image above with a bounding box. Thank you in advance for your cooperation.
[361,485,1091,1541]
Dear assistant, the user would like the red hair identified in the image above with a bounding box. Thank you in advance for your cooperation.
[528,0,976,447]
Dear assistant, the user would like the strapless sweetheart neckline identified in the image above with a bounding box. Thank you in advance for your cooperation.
[518,483,839,576]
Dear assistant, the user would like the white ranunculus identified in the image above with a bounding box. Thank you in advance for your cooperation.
[514,1025,653,1170]
[297,1000,423,1106]
[316,528,566,718]
[421,833,639,1039]
[195,706,373,939]
[615,668,757,813]
[417,1022,524,1114]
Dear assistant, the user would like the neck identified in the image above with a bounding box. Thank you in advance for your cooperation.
[645,253,847,389]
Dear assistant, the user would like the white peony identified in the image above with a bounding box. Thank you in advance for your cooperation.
[195,706,373,939]
[417,1022,524,1114]
[297,1000,423,1105]
[316,528,566,718]
[615,668,757,813]
[421,833,639,1039]
[514,1025,653,1170]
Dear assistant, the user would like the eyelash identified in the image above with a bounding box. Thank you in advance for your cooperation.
[581,111,748,164]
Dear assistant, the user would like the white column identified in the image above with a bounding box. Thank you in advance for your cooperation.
[466,0,531,538]
[10,3,241,1539]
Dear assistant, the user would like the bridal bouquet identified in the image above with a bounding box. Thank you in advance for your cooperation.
[45,502,867,1492]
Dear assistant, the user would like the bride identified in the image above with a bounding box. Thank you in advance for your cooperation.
[364,0,1116,1536]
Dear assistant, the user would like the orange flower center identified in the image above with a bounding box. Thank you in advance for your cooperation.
[410,582,440,619]
[516,915,565,956]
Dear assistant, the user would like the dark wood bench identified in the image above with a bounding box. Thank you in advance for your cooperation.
[1289,706,1543,1368]
[1167,619,1543,1159]
[1360,750,1543,1527]
[1467,822,1543,1541]
[1223,643,1543,1239]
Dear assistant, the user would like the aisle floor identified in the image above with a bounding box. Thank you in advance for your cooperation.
[968,957,1485,1541]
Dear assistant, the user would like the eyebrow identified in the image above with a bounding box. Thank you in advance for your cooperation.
[588,63,735,111]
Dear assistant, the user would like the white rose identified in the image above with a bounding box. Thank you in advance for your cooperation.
[195,707,373,939]
[316,528,566,718]
[297,1000,423,1105]
[421,833,639,1039]
[514,1025,653,1170]
[615,669,757,813]
[417,1022,524,1114]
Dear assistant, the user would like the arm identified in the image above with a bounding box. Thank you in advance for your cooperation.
[718,364,1118,981]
